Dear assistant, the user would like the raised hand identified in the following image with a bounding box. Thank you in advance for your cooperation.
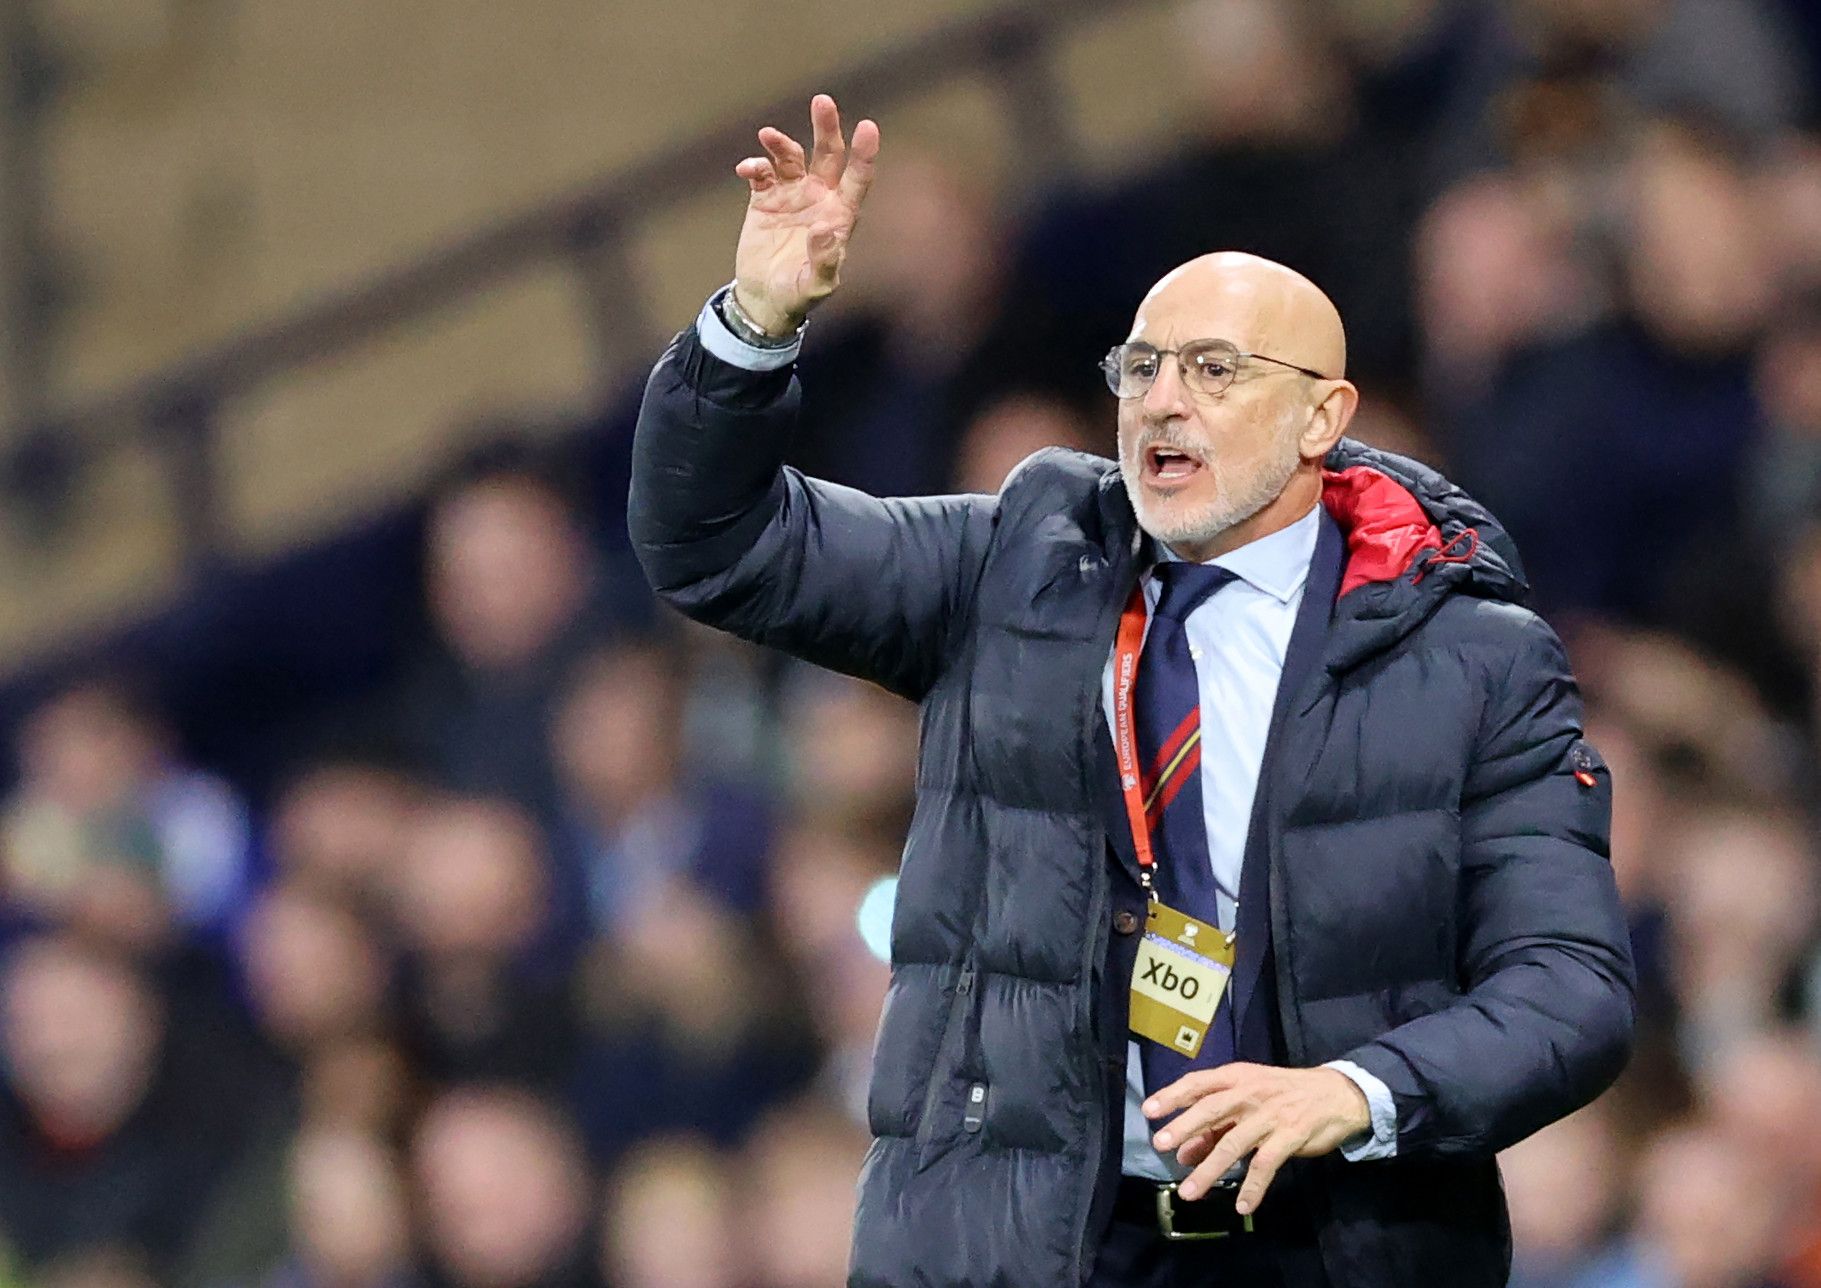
[731,94,880,338]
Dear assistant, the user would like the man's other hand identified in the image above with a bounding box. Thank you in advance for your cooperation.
[731,94,879,338]
[1143,1063,1372,1215]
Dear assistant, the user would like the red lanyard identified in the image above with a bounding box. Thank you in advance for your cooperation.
[1111,584,1160,889]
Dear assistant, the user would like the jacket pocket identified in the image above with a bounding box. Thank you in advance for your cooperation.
[913,962,978,1169]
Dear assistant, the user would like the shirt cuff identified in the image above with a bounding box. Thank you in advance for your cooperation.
[695,287,803,372]
[1323,1059,1398,1161]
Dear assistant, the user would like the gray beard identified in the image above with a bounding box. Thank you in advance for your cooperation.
[1119,422,1303,554]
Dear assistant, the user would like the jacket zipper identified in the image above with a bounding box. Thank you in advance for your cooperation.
[913,963,977,1153]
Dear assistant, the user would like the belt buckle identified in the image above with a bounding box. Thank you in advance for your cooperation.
[1154,1181,1254,1241]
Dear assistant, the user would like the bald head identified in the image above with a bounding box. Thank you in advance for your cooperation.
[1133,252,1346,379]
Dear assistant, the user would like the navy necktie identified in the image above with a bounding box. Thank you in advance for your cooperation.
[1135,562,1239,1098]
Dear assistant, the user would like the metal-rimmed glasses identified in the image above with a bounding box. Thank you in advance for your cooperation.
[1101,339,1331,400]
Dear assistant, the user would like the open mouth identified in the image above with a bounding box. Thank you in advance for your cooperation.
[1142,443,1206,487]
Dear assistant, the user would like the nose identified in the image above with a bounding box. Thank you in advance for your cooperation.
[1140,354,1190,421]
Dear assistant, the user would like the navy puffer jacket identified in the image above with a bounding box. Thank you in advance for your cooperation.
[629,328,1635,1288]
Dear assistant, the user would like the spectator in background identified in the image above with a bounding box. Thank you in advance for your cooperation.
[1414,169,1596,399]
[261,1127,416,1288]
[778,670,917,843]
[569,882,813,1167]
[1609,1121,1799,1288]
[410,1088,599,1288]
[396,453,622,819]
[265,759,424,908]
[1502,1104,1630,1288]
[1428,0,1811,185]
[600,1138,741,1288]
[387,799,572,1089]
[2,679,254,951]
[252,762,423,1141]
[239,882,391,1061]
[669,622,777,791]
[1442,117,1773,622]
[950,393,1099,495]
[1009,0,1417,400]
[236,877,413,1145]
[738,1101,869,1288]
[766,822,895,1123]
[1746,295,1821,549]
[1697,1034,1821,1285]
[1571,629,1809,1063]
[1574,630,1792,798]
[1662,807,1817,1073]
[551,638,772,942]
[0,935,281,1285]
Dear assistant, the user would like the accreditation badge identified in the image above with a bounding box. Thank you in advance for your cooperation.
[1129,901,1234,1059]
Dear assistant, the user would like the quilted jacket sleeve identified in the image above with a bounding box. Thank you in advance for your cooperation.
[627,326,995,702]
[1339,612,1636,1157]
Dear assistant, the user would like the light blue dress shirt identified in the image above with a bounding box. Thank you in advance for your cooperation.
[695,293,1397,1175]
[1099,506,1398,1177]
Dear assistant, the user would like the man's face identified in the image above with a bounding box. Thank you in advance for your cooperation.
[427,479,587,672]
[1115,278,1314,552]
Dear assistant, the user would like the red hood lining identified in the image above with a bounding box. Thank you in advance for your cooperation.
[1321,465,1471,597]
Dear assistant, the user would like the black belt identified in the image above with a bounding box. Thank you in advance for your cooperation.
[1112,1176,1258,1241]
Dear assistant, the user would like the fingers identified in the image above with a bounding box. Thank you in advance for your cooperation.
[734,156,778,194]
[1142,1065,1245,1120]
[838,118,881,209]
[757,126,807,182]
[1152,1088,1244,1154]
[807,93,846,185]
[1175,1127,1219,1168]
[1235,1136,1296,1216]
[754,96,880,213]
[1179,1116,1269,1201]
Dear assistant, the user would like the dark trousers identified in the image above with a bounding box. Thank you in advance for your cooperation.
[1089,1203,1332,1287]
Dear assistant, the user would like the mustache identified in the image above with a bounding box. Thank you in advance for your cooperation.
[1129,425,1209,462]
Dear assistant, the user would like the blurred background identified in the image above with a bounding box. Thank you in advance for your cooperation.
[0,0,1817,1285]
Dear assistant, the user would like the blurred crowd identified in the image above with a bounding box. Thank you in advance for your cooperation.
[3,0,1821,1286]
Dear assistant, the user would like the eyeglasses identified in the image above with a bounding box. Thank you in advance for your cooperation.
[1100,339,1331,399]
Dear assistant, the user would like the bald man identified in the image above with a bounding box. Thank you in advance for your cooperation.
[629,98,1634,1288]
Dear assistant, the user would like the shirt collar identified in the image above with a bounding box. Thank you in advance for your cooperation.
[1157,503,1321,604]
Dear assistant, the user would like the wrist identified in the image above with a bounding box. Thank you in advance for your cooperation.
[727,284,806,343]
[1324,1068,1372,1135]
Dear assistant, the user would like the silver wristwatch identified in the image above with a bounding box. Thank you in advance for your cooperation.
[716,284,804,350]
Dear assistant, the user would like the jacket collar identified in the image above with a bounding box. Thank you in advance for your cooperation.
[1095,440,1529,682]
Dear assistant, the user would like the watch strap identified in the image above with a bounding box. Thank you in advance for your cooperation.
[716,284,804,350]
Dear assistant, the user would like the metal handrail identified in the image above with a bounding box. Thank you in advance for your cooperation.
[6,0,1128,567]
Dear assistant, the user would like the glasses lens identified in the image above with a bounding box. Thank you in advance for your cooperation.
[1104,344,1159,398]
[1181,341,1240,394]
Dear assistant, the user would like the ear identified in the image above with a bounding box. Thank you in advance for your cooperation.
[1298,381,1359,461]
